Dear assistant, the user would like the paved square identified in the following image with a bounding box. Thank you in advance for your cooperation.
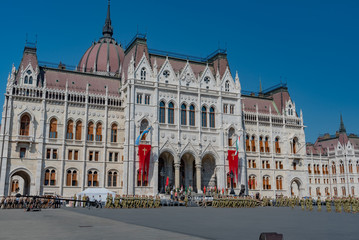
[0,207,358,240]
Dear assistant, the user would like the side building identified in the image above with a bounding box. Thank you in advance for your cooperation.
[306,116,359,198]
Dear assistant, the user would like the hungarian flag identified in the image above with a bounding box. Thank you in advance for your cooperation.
[228,150,239,182]
[138,144,151,180]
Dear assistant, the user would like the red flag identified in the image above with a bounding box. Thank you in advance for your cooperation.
[227,150,238,182]
[166,176,169,186]
[138,144,151,180]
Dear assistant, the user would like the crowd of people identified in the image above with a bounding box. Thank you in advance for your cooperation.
[0,196,62,210]
[104,195,161,208]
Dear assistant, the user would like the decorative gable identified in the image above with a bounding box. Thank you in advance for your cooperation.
[200,65,217,89]
[179,62,197,87]
[135,53,152,81]
[158,57,176,83]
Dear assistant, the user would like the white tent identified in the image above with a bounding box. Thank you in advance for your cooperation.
[76,188,116,203]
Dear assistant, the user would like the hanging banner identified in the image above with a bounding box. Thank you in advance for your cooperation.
[227,150,238,182]
[138,144,151,180]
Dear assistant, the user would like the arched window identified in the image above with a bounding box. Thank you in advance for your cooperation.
[181,104,187,125]
[351,186,355,196]
[225,80,230,92]
[108,171,118,187]
[168,102,174,124]
[356,161,359,173]
[29,76,33,84]
[349,161,353,173]
[308,164,312,174]
[316,187,321,196]
[189,105,195,126]
[259,136,264,152]
[49,118,58,138]
[11,180,19,192]
[275,137,281,153]
[24,76,28,84]
[96,122,102,141]
[66,120,73,139]
[276,176,283,190]
[265,137,270,153]
[339,161,345,174]
[137,169,148,186]
[140,68,146,80]
[201,106,207,127]
[249,175,256,190]
[251,135,256,152]
[292,137,298,154]
[44,169,56,186]
[66,170,78,186]
[75,121,82,140]
[333,187,338,196]
[111,123,118,143]
[87,122,94,141]
[20,114,30,136]
[263,176,271,190]
[228,128,235,146]
[159,101,166,123]
[209,107,215,128]
[140,119,149,141]
[88,170,98,187]
[342,187,346,196]
[332,162,336,174]
[245,135,250,151]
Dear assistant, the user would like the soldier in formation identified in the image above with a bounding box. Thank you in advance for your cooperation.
[0,196,62,210]
[103,195,161,209]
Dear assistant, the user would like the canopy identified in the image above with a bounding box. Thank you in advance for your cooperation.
[76,188,116,202]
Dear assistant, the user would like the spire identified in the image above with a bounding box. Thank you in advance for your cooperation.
[259,79,262,93]
[102,0,113,38]
[339,114,346,133]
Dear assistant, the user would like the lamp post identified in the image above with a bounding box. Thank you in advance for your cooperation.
[160,168,165,193]
[230,170,235,195]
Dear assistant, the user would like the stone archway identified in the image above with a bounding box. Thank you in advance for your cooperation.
[158,152,174,193]
[290,178,301,197]
[201,154,216,189]
[9,170,31,196]
[180,152,196,191]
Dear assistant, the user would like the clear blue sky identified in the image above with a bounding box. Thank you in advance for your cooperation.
[0,0,358,142]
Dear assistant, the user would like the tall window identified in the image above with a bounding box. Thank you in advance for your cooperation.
[66,120,73,139]
[75,121,82,140]
[259,136,264,152]
[251,136,256,152]
[249,175,256,190]
[265,137,270,152]
[201,106,207,127]
[96,122,102,141]
[159,101,165,123]
[66,170,78,186]
[137,169,148,186]
[349,161,353,173]
[225,80,230,92]
[223,104,228,114]
[168,102,174,124]
[339,161,345,174]
[44,169,56,186]
[246,135,250,151]
[108,171,118,187]
[111,124,118,143]
[332,162,336,174]
[189,105,195,126]
[292,137,298,154]
[228,128,235,146]
[275,137,281,153]
[209,107,215,128]
[88,171,98,187]
[20,114,30,136]
[181,104,187,125]
[140,68,146,80]
[308,164,312,174]
[87,122,94,141]
[263,176,271,190]
[276,176,283,190]
[49,118,58,138]
[140,119,149,141]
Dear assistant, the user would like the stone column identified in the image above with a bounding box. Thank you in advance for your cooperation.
[174,163,180,189]
[196,164,202,193]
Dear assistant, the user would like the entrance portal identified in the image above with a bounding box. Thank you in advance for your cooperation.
[180,153,196,191]
[9,170,31,196]
[158,152,174,193]
[201,155,216,189]
[290,179,301,197]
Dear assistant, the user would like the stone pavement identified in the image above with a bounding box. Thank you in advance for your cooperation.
[0,207,358,240]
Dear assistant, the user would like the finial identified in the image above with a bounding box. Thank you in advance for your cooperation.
[339,114,346,133]
[102,0,113,38]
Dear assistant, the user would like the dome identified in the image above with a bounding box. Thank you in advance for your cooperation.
[77,1,124,76]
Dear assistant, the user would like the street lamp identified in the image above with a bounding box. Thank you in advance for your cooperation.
[160,168,165,193]
[230,170,235,195]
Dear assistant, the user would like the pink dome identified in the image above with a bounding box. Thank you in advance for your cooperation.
[78,38,124,76]
[77,1,124,76]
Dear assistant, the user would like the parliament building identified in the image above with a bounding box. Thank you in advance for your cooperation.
[0,3,356,199]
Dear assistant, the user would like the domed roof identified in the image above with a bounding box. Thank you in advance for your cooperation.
[78,1,124,76]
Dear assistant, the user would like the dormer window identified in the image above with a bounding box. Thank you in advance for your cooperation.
[140,68,146,80]
[163,70,170,78]
[225,80,230,92]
